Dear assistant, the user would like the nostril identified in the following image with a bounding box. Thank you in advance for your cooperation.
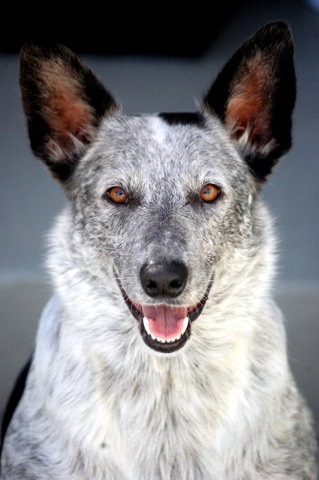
[170,279,183,289]
[145,279,157,292]
[140,261,188,298]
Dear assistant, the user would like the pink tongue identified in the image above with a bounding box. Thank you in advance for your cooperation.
[142,305,188,340]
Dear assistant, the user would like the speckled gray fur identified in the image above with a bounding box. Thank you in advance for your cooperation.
[1,22,317,479]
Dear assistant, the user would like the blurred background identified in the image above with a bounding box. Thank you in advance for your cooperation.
[0,0,318,443]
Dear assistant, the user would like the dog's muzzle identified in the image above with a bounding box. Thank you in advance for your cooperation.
[116,260,211,354]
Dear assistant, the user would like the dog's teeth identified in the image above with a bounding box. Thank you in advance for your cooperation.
[143,317,152,336]
[167,336,178,343]
[181,317,189,334]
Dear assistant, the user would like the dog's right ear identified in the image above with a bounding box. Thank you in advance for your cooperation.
[20,43,119,182]
[202,22,296,181]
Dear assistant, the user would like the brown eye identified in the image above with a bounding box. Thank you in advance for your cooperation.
[105,186,129,204]
[199,183,221,203]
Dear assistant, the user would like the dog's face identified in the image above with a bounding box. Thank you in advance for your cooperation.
[72,112,256,352]
[20,22,295,353]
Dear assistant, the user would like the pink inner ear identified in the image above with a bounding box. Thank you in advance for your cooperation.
[41,60,96,154]
[225,53,273,149]
[48,94,94,144]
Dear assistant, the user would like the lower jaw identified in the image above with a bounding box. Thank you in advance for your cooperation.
[117,284,212,354]
[140,319,192,354]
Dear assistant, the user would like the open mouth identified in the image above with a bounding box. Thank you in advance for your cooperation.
[117,282,212,353]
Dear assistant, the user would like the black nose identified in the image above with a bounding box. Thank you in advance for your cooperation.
[140,261,188,298]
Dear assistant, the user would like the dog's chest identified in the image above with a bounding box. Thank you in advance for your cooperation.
[90,357,229,479]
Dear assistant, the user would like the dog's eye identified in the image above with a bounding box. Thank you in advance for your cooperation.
[199,183,221,203]
[104,186,129,204]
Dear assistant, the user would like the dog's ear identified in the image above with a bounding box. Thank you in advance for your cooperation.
[202,22,296,180]
[20,43,119,182]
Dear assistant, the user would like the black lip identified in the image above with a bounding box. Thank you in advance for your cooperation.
[116,277,213,353]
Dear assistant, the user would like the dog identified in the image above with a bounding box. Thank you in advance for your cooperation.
[0,21,317,479]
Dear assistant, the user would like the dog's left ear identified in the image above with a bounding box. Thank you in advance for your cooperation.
[20,43,119,182]
[202,22,296,180]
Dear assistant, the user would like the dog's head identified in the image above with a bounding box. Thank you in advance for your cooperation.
[20,22,295,353]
